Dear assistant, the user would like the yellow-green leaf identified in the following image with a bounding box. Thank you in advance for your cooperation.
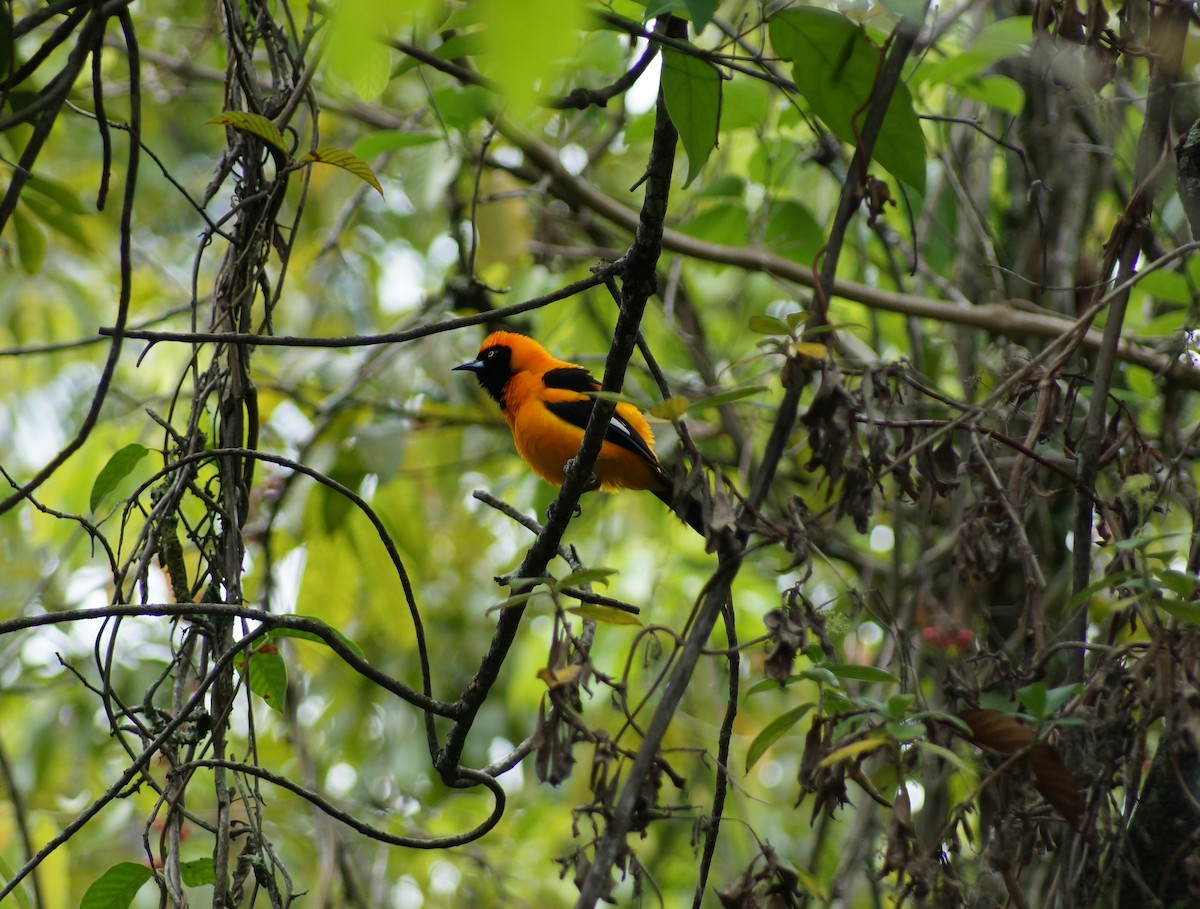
[648,395,689,420]
[208,112,288,157]
[818,736,890,767]
[568,604,642,625]
[299,146,384,195]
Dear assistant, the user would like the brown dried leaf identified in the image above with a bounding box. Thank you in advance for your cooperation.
[1028,743,1085,827]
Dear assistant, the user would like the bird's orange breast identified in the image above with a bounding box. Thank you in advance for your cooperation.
[502,372,666,493]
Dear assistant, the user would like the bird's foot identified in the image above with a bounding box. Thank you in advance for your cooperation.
[564,457,600,491]
[546,499,584,525]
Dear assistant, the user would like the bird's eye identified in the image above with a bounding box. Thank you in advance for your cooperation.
[486,349,496,358]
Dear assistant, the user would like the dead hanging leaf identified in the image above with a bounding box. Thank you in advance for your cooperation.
[916,436,960,497]
[838,459,874,534]
[956,500,1011,582]
[763,606,808,682]
[802,365,859,492]
[959,709,1035,753]
[863,174,896,227]
[958,709,1084,827]
[1027,743,1085,827]
[782,495,813,577]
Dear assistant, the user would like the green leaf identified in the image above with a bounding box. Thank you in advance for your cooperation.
[80,862,153,909]
[682,0,718,31]
[299,146,384,195]
[765,199,824,264]
[719,77,769,132]
[688,385,770,411]
[695,174,747,198]
[0,4,12,77]
[1155,568,1198,599]
[770,8,926,191]
[208,112,288,157]
[351,131,441,159]
[11,207,46,274]
[0,852,32,909]
[1016,682,1047,720]
[567,604,642,625]
[879,0,929,25]
[748,314,792,336]
[914,17,1033,88]
[430,85,495,131]
[886,693,916,719]
[799,667,838,686]
[746,703,815,771]
[555,567,618,590]
[825,663,900,685]
[26,173,86,214]
[886,720,921,742]
[20,191,91,248]
[475,0,588,120]
[661,46,722,188]
[1156,597,1200,627]
[235,645,288,713]
[90,443,150,513]
[678,202,747,245]
[324,0,400,100]
[644,0,718,30]
[1064,567,1139,612]
[433,32,488,61]
[914,739,973,774]
[951,74,1024,116]
[648,395,690,420]
[180,859,216,887]
[266,619,365,660]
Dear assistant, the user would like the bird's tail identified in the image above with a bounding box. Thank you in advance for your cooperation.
[653,487,706,536]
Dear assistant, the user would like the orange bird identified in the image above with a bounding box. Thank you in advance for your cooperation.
[454,331,703,534]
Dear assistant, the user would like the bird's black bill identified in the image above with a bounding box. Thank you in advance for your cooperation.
[453,359,484,373]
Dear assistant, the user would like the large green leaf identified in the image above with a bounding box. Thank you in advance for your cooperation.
[661,46,722,188]
[90,443,150,513]
[476,0,588,120]
[770,8,926,191]
[80,863,152,909]
[235,644,288,713]
[746,703,815,771]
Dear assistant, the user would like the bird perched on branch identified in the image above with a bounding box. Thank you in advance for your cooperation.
[454,331,704,535]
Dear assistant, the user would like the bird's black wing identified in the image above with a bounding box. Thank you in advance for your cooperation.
[542,366,660,466]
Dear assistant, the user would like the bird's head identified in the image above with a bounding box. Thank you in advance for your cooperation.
[454,331,547,405]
